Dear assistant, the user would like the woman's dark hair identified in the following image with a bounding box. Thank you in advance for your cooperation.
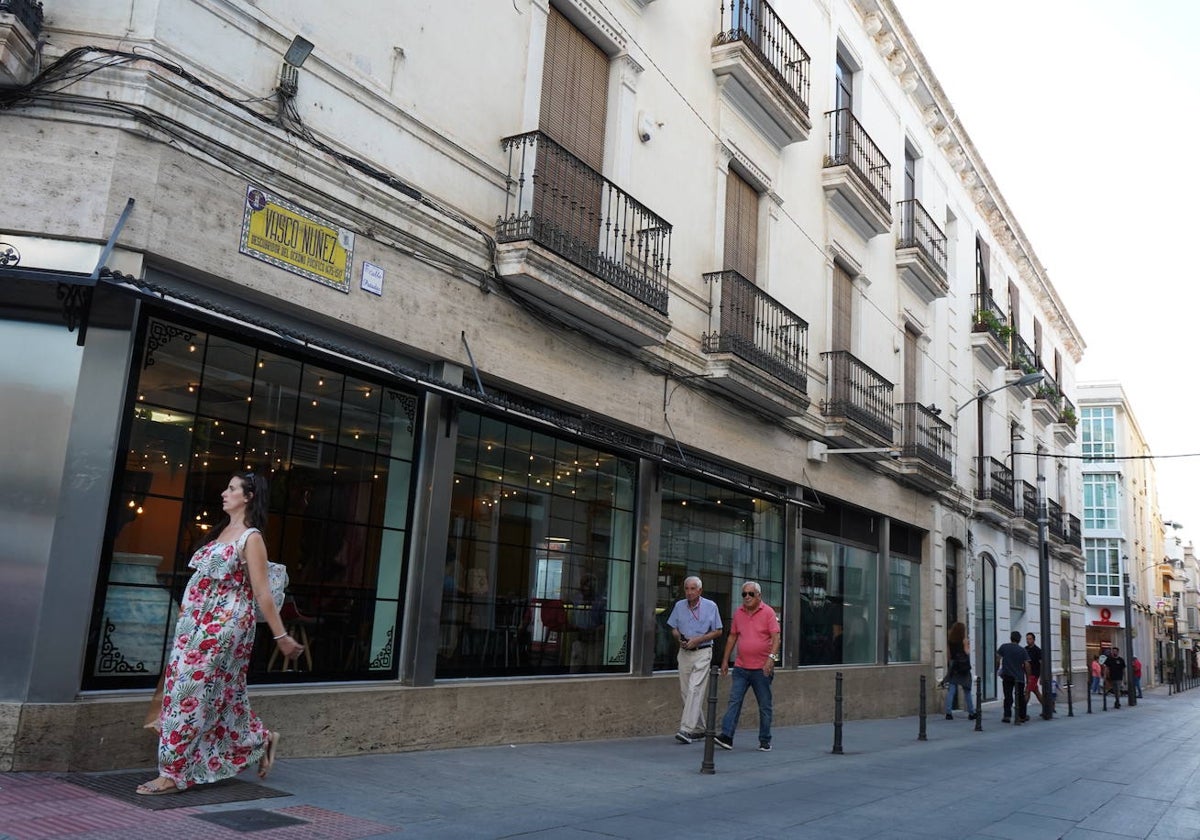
[235,470,269,530]
[196,470,269,548]
[947,621,966,645]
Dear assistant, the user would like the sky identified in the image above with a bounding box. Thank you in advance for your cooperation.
[895,0,1200,549]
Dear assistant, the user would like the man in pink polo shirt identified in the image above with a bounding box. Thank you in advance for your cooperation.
[715,580,780,752]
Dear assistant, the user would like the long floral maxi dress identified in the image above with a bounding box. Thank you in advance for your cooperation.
[156,528,271,788]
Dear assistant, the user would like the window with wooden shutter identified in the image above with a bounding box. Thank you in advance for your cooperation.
[1007,279,1021,338]
[903,327,918,403]
[536,7,610,254]
[540,7,608,170]
[723,168,759,283]
[832,262,853,352]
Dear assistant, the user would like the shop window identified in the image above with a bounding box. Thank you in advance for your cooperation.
[800,536,878,665]
[438,410,635,678]
[654,471,785,670]
[84,313,418,688]
[888,556,920,662]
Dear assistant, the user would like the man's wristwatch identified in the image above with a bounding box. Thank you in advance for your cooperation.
[768,653,779,662]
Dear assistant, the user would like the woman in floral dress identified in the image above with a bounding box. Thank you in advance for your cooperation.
[137,471,304,795]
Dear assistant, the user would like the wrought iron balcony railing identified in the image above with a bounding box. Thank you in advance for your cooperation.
[824,108,891,211]
[821,350,894,441]
[897,402,951,473]
[1033,370,1062,408]
[971,291,1009,343]
[1066,513,1082,548]
[714,0,811,115]
[497,131,671,314]
[976,456,1015,513]
[1020,481,1039,526]
[0,0,43,36]
[702,269,809,393]
[1011,333,1037,374]
[1059,394,1077,426]
[896,199,947,277]
[1047,498,1065,540]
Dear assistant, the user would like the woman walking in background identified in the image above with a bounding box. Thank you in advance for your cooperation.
[1090,655,1103,694]
[136,471,303,795]
[944,621,976,720]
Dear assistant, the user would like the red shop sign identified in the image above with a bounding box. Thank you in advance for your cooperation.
[1092,607,1120,627]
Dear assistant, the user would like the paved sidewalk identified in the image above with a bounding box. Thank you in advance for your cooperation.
[4,686,1200,839]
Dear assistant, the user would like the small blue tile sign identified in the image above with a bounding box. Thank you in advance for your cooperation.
[361,261,384,296]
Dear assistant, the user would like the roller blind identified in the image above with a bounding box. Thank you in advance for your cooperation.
[723,168,759,283]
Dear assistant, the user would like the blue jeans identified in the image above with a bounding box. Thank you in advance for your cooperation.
[944,680,975,715]
[1090,675,1101,693]
[721,666,773,745]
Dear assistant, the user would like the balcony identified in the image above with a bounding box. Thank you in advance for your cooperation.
[1054,394,1078,445]
[1047,499,1066,542]
[1014,480,1039,541]
[711,0,812,147]
[0,0,42,85]
[895,199,948,303]
[895,402,952,491]
[822,108,892,239]
[701,269,810,417]
[974,456,1015,525]
[1009,333,1038,377]
[1065,513,1082,549]
[1030,373,1060,427]
[820,350,894,445]
[970,292,1009,369]
[495,131,672,348]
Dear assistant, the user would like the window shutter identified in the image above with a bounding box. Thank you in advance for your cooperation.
[541,7,608,171]
[832,262,853,352]
[723,169,758,282]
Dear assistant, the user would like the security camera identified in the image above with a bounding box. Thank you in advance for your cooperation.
[639,130,652,143]
[888,449,902,460]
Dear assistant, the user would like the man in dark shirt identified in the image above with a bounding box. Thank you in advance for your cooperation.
[1105,646,1127,709]
[1025,633,1045,714]
[996,631,1030,724]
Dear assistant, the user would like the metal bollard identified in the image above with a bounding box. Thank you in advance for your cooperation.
[1102,682,1107,711]
[974,676,983,732]
[1086,680,1092,714]
[700,665,719,775]
[832,671,844,754]
[1067,680,1074,717]
[918,675,927,741]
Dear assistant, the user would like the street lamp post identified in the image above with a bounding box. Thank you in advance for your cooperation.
[1122,572,1136,707]
[953,371,1046,707]
[1035,444,1054,719]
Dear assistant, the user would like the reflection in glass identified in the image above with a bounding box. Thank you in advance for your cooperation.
[800,536,878,665]
[86,315,419,688]
[439,411,634,678]
[654,471,784,670]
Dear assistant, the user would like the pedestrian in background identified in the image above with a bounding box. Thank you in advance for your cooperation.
[1025,632,1045,714]
[1090,655,1102,694]
[943,621,976,720]
[996,631,1029,724]
[715,581,780,752]
[1105,647,1127,709]
[1132,655,1143,698]
[667,576,723,744]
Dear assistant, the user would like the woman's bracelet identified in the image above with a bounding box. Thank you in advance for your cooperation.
[273,632,288,640]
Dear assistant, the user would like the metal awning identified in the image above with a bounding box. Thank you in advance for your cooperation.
[0,197,134,345]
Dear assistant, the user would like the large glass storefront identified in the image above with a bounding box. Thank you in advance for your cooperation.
[84,312,419,687]
[438,410,636,677]
[799,500,924,666]
[654,472,785,669]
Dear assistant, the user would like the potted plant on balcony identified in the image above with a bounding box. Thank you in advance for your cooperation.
[1057,406,1077,427]
[1033,383,1059,402]
[975,309,1011,342]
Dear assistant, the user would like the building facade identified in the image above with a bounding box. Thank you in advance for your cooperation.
[1077,381,1174,689]
[0,0,1084,771]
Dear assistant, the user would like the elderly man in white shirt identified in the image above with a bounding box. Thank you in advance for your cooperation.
[666,576,723,743]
